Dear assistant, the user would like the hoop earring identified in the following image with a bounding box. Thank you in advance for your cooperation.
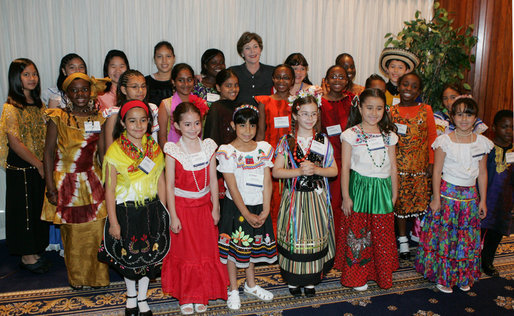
[88,99,95,112]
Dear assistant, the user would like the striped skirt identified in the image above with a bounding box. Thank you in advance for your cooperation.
[276,186,335,286]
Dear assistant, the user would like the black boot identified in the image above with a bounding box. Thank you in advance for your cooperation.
[481,229,502,277]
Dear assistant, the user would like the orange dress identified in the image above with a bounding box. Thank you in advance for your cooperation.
[255,95,291,233]
[390,103,437,217]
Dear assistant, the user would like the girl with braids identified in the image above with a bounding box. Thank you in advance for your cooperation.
[103,70,159,149]
[42,53,87,109]
[42,73,111,289]
[272,90,337,297]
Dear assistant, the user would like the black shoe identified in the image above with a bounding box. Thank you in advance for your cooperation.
[19,257,49,274]
[138,298,153,316]
[289,286,302,297]
[399,251,411,260]
[483,264,500,277]
[125,306,139,316]
[70,285,84,290]
[304,287,316,297]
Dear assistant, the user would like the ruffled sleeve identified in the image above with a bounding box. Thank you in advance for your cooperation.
[216,144,236,173]
[203,138,218,159]
[340,127,357,145]
[387,132,399,146]
[258,141,274,168]
[477,134,494,154]
[431,134,451,152]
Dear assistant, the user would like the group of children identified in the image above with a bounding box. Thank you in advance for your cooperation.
[1,33,512,315]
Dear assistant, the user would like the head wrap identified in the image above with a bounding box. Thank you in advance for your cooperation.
[62,73,111,100]
[119,100,149,119]
[379,48,420,74]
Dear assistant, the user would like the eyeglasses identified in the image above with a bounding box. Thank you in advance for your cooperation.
[273,76,292,81]
[329,75,347,80]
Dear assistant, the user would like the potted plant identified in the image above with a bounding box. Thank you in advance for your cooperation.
[384,2,478,110]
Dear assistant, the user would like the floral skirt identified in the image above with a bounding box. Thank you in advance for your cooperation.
[415,180,481,288]
[98,198,170,280]
[218,198,277,268]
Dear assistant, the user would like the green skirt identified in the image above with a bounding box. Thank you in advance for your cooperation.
[350,170,393,214]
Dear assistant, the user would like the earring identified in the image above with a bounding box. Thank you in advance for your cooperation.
[88,99,95,112]
[66,98,73,112]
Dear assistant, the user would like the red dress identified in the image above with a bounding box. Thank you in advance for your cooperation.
[320,93,354,246]
[161,138,228,305]
[255,95,291,234]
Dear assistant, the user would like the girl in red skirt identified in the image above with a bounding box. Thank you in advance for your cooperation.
[336,88,399,290]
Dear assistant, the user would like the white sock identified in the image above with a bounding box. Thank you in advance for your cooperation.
[137,277,150,312]
[398,236,409,252]
[305,285,315,289]
[288,284,299,289]
[124,277,137,308]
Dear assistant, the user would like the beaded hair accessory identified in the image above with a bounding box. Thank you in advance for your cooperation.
[287,85,322,110]
[351,95,360,108]
[232,104,259,120]
[454,94,474,101]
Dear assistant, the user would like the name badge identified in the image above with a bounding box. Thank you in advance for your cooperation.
[138,156,156,174]
[84,121,101,133]
[310,140,326,156]
[206,93,220,102]
[366,136,385,151]
[274,116,289,129]
[392,97,401,106]
[395,123,407,135]
[245,173,264,188]
[326,124,342,136]
[191,152,208,168]
[471,143,485,158]
[506,152,514,164]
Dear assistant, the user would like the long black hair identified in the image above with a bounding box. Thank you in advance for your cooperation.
[112,100,153,140]
[284,53,313,85]
[103,49,130,91]
[7,58,42,108]
[56,53,87,92]
[346,88,396,134]
[116,69,147,108]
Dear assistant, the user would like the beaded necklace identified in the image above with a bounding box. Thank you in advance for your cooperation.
[359,124,387,168]
[180,137,208,192]
[292,130,316,163]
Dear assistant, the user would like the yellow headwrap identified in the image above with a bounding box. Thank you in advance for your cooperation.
[62,73,111,100]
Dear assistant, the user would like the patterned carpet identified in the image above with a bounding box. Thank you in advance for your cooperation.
[1,237,513,315]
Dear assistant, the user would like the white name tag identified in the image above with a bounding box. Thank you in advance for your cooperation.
[326,124,342,136]
[191,152,208,168]
[138,156,156,174]
[274,116,289,129]
[84,121,101,133]
[395,123,407,135]
[310,140,326,156]
[471,143,485,158]
[506,152,514,164]
[392,97,401,106]
[366,136,385,151]
[245,173,264,188]
[206,93,220,102]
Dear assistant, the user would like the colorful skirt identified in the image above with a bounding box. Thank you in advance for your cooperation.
[218,198,277,268]
[98,198,171,280]
[395,171,430,218]
[277,185,335,286]
[161,193,229,305]
[335,171,398,289]
[415,180,481,288]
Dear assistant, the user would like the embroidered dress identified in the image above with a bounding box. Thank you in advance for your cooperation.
[161,138,229,304]
[335,126,399,289]
[434,110,488,136]
[415,134,494,288]
[40,108,109,287]
[0,101,49,255]
[216,142,277,268]
[255,95,291,233]
[98,133,170,280]
[275,133,336,286]
[390,104,437,218]
[321,93,354,245]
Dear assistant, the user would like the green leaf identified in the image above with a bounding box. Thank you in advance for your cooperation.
[457,72,464,79]
[434,1,440,9]
[384,32,392,38]
[415,10,420,19]
[463,83,471,90]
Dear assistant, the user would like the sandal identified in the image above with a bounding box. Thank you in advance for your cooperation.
[227,289,241,310]
[244,282,273,301]
[179,303,194,315]
[459,285,470,292]
[194,303,207,313]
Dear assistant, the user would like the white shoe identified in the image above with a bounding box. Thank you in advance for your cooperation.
[227,289,240,310]
[354,283,368,291]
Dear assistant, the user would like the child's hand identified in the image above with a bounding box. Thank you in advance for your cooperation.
[478,202,487,219]
[300,161,315,176]
[212,208,220,225]
[430,197,440,214]
[245,213,262,228]
[341,198,353,216]
[109,222,121,240]
[46,190,58,205]
[170,216,182,234]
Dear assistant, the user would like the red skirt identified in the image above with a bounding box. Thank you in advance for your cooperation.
[161,193,229,304]
[335,212,398,289]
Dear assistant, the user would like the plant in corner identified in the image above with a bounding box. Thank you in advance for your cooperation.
[384,1,478,110]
